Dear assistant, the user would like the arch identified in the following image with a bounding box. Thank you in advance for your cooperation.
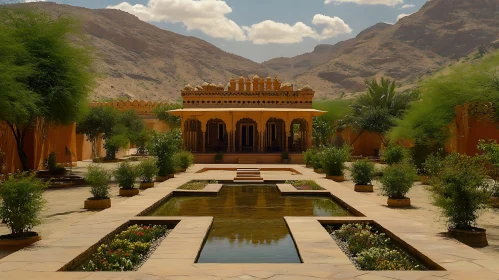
[235,118,258,153]
[289,118,309,152]
[206,119,228,153]
[184,119,202,152]
[264,118,286,153]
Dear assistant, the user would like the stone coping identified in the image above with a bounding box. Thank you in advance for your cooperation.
[0,164,497,280]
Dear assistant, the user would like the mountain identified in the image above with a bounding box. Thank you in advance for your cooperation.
[17,2,269,101]
[264,0,499,98]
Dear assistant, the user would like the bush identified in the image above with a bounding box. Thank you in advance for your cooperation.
[86,165,111,199]
[321,145,351,176]
[47,152,57,172]
[423,153,444,177]
[138,158,159,183]
[104,134,129,160]
[285,180,324,190]
[355,247,419,270]
[430,154,491,229]
[148,130,182,177]
[174,151,194,170]
[351,159,375,185]
[281,151,289,160]
[302,149,315,166]
[0,173,46,237]
[215,151,224,162]
[380,162,418,199]
[311,150,323,169]
[347,229,389,255]
[381,145,407,165]
[113,162,138,189]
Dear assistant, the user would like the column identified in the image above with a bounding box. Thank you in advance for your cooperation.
[306,118,313,149]
[284,124,290,153]
[202,131,206,153]
[227,131,231,153]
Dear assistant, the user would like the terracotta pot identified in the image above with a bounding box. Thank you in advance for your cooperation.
[354,184,373,192]
[0,233,40,249]
[314,168,324,174]
[177,168,186,173]
[305,164,312,168]
[119,188,139,197]
[84,198,111,210]
[156,176,168,182]
[419,175,431,185]
[140,182,155,189]
[490,197,499,208]
[168,174,175,179]
[448,227,488,248]
[387,197,411,208]
[326,175,345,182]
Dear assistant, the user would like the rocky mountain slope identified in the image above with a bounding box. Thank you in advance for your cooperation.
[264,0,499,98]
[18,2,269,101]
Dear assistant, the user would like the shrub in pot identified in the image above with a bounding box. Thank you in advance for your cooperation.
[85,165,112,209]
[138,158,159,189]
[114,162,139,197]
[174,151,194,172]
[281,151,290,164]
[430,153,491,247]
[321,145,351,182]
[0,173,46,248]
[303,148,316,167]
[351,159,375,192]
[380,162,418,207]
[381,145,407,165]
[311,151,324,173]
[148,130,181,181]
[214,151,224,163]
[104,134,129,160]
[421,153,444,185]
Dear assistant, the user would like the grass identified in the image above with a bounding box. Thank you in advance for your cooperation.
[286,180,325,190]
[178,180,218,190]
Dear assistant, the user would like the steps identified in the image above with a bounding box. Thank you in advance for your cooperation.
[234,168,264,183]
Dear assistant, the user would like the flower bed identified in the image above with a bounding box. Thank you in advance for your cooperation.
[286,180,325,190]
[78,224,171,271]
[325,223,427,271]
[178,180,218,190]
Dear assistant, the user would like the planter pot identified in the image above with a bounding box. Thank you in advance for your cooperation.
[326,175,345,182]
[314,168,324,174]
[282,159,290,164]
[419,175,431,185]
[305,164,312,168]
[490,197,499,208]
[448,227,488,248]
[387,197,411,208]
[354,184,373,192]
[84,198,111,210]
[156,176,168,182]
[215,159,223,164]
[177,168,187,173]
[168,174,175,179]
[0,232,40,249]
[140,182,155,189]
[119,188,139,197]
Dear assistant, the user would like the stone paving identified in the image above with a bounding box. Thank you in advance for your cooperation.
[0,164,498,280]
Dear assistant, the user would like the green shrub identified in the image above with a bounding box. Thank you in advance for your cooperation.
[430,153,491,229]
[104,134,129,160]
[381,145,407,165]
[281,151,289,160]
[285,180,324,190]
[138,158,159,183]
[113,162,138,189]
[355,247,419,270]
[0,173,46,237]
[86,165,111,199]
[148,130,182,176]
[380,162,418,199]
[174,151,194,170]
[351,159,375,185]
[347,229,389,255]
[423,153,444,177]
[311,151,323,169]
[215,151,224,162]
[47,152,57,172]
[178,180,217,190]
[302,149,316,166]
[335,223,366,241]
[321,145,351,176]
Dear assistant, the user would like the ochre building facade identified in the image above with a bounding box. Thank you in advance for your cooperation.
[168,76,325,164]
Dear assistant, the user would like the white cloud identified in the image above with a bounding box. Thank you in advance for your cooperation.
[397,13,413,21]
[401,4,416,8]
[244,14,352,45]
[325,0,403,6]
[107,0,246,41]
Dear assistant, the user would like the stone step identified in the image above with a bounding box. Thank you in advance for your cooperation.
[233,177,264,181]
[237,168,260,172]
[236,171,261,176]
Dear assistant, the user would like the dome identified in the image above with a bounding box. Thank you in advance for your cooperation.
[253,74,260,79]
[195,85,203,90]
[202,82,210,87]
[299,85,313,91]
[183,84,194,91]
[209,83,217,87]
[280,82,292,88]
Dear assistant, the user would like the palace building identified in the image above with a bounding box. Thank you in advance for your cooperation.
[168,75,325,164]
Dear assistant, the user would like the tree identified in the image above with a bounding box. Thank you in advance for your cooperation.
[118,110,146,146]
[0,8,94,171]
[345,78,417,146]
[154,103,182,129]
[148,129,182,176]
[76,107,119,159]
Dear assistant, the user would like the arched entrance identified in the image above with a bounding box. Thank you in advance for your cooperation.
[184,119,202,152]
[265,118,285,153]
[206,119,228,153]
[290,119,308,152]
[236,118,258,153]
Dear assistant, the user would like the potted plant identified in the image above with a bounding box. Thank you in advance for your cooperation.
[420,153,443,185]
[478,140,499,208]
[281,151,290,164]
[103,134,129,161]
[381,145,407,165]
[84,165,112,209]
[214,151,224,163]
[174,150,194,172]
[311,151,324,173]
[380,162,418,207]
[321,145,351,182]
[114,162,139,197]
[430,153,491,247]
[148,130,181,182]
[37,152,67,178]
[138,158,159,189]
[302,148,315,168]
[351,159,375,192]
[0,173,46,248]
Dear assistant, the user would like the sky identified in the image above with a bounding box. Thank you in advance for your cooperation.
[23,0,429,62]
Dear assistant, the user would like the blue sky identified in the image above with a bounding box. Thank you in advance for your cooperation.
[33,0,428,62]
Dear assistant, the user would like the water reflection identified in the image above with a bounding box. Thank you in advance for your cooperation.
[149,185,351,263]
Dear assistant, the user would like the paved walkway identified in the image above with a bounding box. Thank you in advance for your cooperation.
[0,163,497,280]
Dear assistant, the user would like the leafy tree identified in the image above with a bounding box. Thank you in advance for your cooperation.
[148,129,182,176]
[118,110,146,146]
[154,103,182,129]
[312,99,352,146]
[77,107,119,159]
[0,8,94,170]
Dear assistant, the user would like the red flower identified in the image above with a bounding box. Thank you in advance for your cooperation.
[136,231,144,236]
